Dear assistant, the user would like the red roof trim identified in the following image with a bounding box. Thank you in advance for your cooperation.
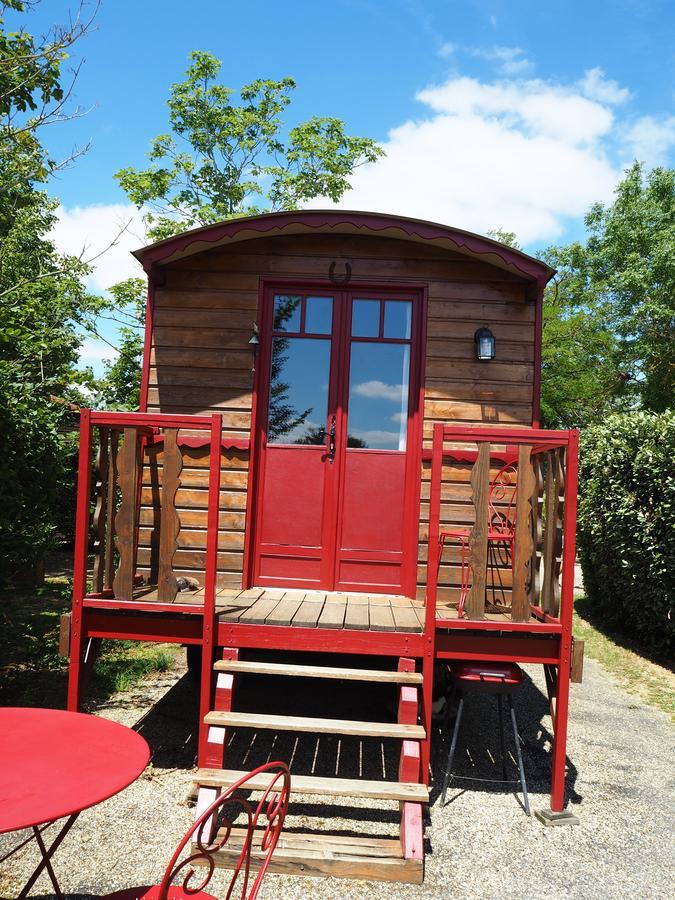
[133,210,554,285]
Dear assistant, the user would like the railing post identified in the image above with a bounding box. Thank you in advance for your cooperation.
[67,408,92,711]
[113,426,142,600]
[511,444,535,622]
[198,413,223,767]
[157,428,182,602]
[467,442,490,620]
[91,427,109,594]
[550,431,579,811]
[420,423,444,785]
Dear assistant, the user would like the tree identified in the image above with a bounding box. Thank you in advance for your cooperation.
[0,1,99,576]
[116,51,384,241]
[540,163,674,427]
[97,278,146,410]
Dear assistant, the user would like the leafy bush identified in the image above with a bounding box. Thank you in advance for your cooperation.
[577,411,674,654]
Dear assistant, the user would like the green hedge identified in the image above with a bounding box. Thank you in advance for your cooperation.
[577,411,674,655]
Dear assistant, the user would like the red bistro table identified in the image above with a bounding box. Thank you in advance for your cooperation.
[0,707,150,899]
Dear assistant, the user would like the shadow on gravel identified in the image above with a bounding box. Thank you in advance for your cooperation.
[429,669,582,810]
[126,649,582,822]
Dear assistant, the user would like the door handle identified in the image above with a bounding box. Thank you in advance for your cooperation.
[327,415,336,464]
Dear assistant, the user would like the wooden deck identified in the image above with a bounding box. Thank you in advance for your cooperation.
[102,586,426,632]
[217,588,425,633]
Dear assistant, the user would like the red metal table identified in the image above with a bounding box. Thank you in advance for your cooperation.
[0,707,150,899]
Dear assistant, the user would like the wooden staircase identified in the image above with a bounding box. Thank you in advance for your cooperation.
[194,653,427,884]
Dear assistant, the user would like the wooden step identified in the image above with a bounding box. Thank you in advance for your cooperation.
[195,768,429,802]
[213,659,423,684]
[204,710,425,740]
[199,828,424,884]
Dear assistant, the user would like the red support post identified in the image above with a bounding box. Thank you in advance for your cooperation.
[420,423,443,783]
[550,430,579,811]
[198,414,223,767]
[67,409,93,711]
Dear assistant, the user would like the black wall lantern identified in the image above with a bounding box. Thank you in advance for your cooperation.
[474,325,496,361]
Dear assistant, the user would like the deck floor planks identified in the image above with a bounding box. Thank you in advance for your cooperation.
[291,593,326,628]
[344,594,370,631]
[318,594,347,629]
[264,591,306,626]
[367,596,396,632]
[234,590,285,624]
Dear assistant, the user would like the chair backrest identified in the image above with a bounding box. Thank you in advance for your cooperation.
[157,762,291,900]
[488,462,518,536]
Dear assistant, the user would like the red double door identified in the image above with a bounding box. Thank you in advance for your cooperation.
[251,286,423,596]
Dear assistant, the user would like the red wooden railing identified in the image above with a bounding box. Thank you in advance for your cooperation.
[425,423,579,633]
[68,410,229,735]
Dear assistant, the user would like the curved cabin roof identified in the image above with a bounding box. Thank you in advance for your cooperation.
[133,209,554,288]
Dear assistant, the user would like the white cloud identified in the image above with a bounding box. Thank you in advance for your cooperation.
[438,41,456,58]
[622,115,675,166]
[350,428,401,449]
[79,337,118,367]
[354,380,405,401]
[579,67,631,105]
[307,67,673,245]
[50,203,147,293]
[489,15,497,27]
[469,46,534,76]
[390,411,406,423]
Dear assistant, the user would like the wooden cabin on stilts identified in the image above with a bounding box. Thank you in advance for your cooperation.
[65,211,581,884]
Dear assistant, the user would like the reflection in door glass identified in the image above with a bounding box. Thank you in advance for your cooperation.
[384,300,412,339]
[347,342,410,450]
[274,295,301,332]
[305,296,333,334]
[352,299,380,337]
[268,337,330,444]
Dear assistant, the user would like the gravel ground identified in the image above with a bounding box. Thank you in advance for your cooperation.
[1,652,673,900]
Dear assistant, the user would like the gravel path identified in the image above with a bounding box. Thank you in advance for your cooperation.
[1,654,673,899]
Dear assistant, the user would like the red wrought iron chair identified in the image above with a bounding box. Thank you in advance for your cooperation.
[439,459,518,616]
[102,762,291,900]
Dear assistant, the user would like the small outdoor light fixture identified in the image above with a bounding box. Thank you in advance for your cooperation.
[474,325,496,361]
[248,323,260,347]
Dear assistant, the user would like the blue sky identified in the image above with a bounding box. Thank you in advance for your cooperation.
[13,0,674,368]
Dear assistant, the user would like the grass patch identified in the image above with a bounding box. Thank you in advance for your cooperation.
[0,575,180,707]
[574,596,675,723]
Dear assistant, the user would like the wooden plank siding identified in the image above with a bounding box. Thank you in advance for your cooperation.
[142,233,535,598]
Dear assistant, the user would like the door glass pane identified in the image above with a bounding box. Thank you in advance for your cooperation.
[274,295,301,332]
[268,337,330,444]
[347,343,410,450]
[352,299,380,337]
[384,300,412,339]
[305,296,333,334]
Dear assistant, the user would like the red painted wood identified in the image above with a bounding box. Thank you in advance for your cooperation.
[134,210,553,286]
[67,408,92,712]
[84,611,203,644]
[0,708,149,832]
[198,414,223,768]
[435,632,560,664]
[205,647,238,769]
[550,428,579,811]
[252,285,423,594]
[401,802,424,860]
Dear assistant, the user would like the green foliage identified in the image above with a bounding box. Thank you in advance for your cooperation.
[0,2,100,576]
[541,163,674,427]
[116,51,384,241]
[98,277,146,409]
[577,411,675,655]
